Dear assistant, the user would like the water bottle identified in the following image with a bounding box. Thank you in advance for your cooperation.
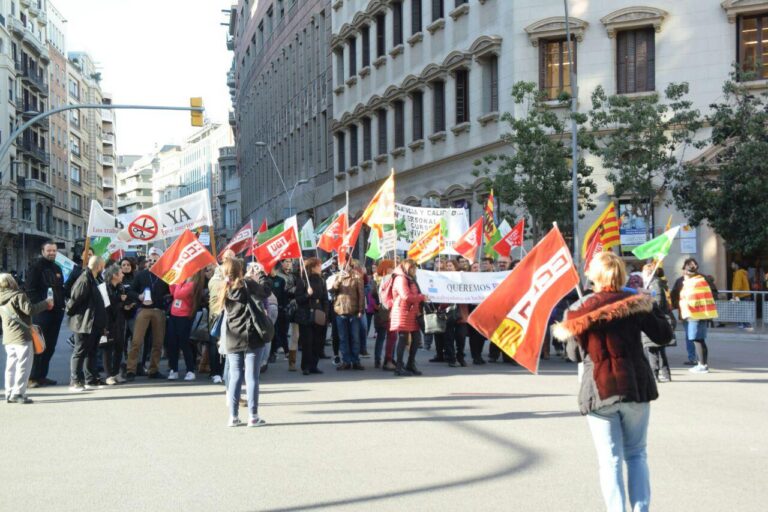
[47,287,54,301]
[143,287,152,305]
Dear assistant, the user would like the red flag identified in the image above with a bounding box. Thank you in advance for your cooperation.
[150,229,217,285]
[338,218,363,266]
[317,212,348,253]
[492,219,525,258]
[454,218,483,264]
[255,226,301,274]
[245,220,268,257]
[468,225,579,374]
[583,227,605,273]
[219,220,253,260]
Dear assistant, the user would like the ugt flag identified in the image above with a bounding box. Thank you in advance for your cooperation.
[219,220,253,260]
[255,225,302,273]
[454,218,483,264]
[150,229,217,285]
[468,225,579,374]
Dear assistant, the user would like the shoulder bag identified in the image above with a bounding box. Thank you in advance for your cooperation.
[422,303,447,334]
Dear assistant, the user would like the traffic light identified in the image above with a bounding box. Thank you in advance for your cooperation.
[190,97,204,127]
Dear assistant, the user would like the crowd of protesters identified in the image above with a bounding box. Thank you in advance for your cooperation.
[0,239,731,424]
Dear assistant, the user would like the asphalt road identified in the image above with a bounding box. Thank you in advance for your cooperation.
[1,326,766,511]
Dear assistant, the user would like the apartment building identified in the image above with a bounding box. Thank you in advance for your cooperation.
[217,145,241,243]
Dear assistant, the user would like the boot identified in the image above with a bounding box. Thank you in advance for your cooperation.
[394,336,411,376]
[406,337,422,375]
[198,345,210,374]
[288,350,297,372]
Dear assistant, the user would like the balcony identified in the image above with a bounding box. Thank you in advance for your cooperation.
[22,27,48,61]
[15,59,49,96]
[102,132,115,144]
[101,109,114,123]
[226,37,234,51]
[229,111,236,126]
[37,10,47,26]
[103,199,115,209]
[103,155,115,167]
[103,177,115,188]
[29,5,40,17]
[17,176,54,199]
[8,16,24,36]
[18,135,50,166]
[20,0,31,8]
[227,71,235,88]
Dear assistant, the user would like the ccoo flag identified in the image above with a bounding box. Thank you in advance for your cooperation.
[493,219,525,258]
[468,225,579,374]
[150,229,217,285]
[453,218,483,263]
[219,220,253,260]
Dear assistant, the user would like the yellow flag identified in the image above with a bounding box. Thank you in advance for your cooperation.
[407,222,444,264]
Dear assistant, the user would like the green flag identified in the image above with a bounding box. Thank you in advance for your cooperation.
[90,236,112,258]
[631,226,681,261]
[366,229,382,260]
[257,223,284,244]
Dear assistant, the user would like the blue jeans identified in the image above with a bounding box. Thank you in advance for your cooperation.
[681,320,696,362]
[587,401,651,512]
[359,314,369,354]
[336,315,361,364]
[226,346,267,420]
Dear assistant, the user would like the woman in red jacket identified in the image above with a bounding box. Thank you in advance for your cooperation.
[390,259,427,376]
[553,252,672,512]
[166,271,205,381]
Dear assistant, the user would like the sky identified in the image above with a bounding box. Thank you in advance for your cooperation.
[54,0,234,156]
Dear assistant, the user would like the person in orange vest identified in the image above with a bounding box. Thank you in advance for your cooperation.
[731,261,752,329]
[678,259,718,374]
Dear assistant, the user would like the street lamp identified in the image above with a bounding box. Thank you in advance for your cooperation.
[255,141,309,217]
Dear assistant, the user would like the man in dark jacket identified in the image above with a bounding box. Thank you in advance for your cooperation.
[67,256,108,391]
[125,248,170,380]
[268,259,292,363]
[25,240,66,387]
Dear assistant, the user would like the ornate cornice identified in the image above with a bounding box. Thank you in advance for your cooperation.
[600,6,668,38]
[524,17,588,46]
[721,0,768,23]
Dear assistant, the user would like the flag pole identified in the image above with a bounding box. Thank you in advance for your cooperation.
[209,225,217,257]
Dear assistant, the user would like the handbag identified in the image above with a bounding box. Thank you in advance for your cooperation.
[422,303,446,334]
[210,312,224,339]
[313,308,327,326]
[245,286,275,343]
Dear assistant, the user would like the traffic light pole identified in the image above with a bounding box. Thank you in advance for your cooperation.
[0,103,205,166]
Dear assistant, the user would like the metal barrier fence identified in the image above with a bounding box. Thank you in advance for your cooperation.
[711,290,767,329]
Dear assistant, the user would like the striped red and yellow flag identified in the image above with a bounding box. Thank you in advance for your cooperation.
[483,190,497,243]
[582,202,620,257]
[407,221,445,264]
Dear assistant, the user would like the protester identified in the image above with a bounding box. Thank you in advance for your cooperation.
[208,252,235,385]
[677,258,718,374]
[167,271,206,381]
[1,273,53,403]
[25,240,66,388]
[269,259,293,364]
[295,257,329,375]
[391,259,427,376]
[285,261,301,372]
[373,259,396,369]
[441,259,469,367]
[642,264,673,383]
[125,248,170,380]
[103,264,129,385]
[67,256,108,391]
[218,258,273,427]
[330,260,365,370]
[553,252,673,512]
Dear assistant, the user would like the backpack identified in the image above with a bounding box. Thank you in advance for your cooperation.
[379,274,397,310]
[244,286,275,344]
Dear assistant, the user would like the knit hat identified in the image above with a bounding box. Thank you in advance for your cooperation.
[148,247,164,257]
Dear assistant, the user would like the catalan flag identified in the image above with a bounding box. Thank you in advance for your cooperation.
[483,190,499,258]
[581,202,620,257]
[407,221,445,264]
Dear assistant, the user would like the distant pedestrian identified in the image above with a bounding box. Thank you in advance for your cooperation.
[678,258,718,374]
[642,263,673,383]
[1,273,53,403]
[553,252,673,512]
[731,261,752,329]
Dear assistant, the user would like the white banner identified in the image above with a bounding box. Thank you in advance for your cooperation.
[87,200,120,238]
[395,203,469,254]
[116,190,212,242]
[415,269,510,304]
[300,218,316,250]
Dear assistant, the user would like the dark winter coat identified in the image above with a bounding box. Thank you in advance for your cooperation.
[294,272,329,325]
[552,292,673,415]
[224,273,273,352]
[105,282,127,346]
[132,269,170,310]
[26,256,66,309]
[67,270,108,335]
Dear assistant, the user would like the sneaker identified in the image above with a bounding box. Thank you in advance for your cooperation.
[212,375,223,384]
[658,374,671,383]
[9,395,33,404]
[105,376,119,386]
[69,381,86,392]
[248,417,267,428]
[333,355,342,367]
[689,364,709,374]
[684,360,697,366]
[27,379,41,389]
[184,371,196,381]
[167,370,179,380]
[115,374,127,384]
[84,381,102,390]
[227,417,242,427]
